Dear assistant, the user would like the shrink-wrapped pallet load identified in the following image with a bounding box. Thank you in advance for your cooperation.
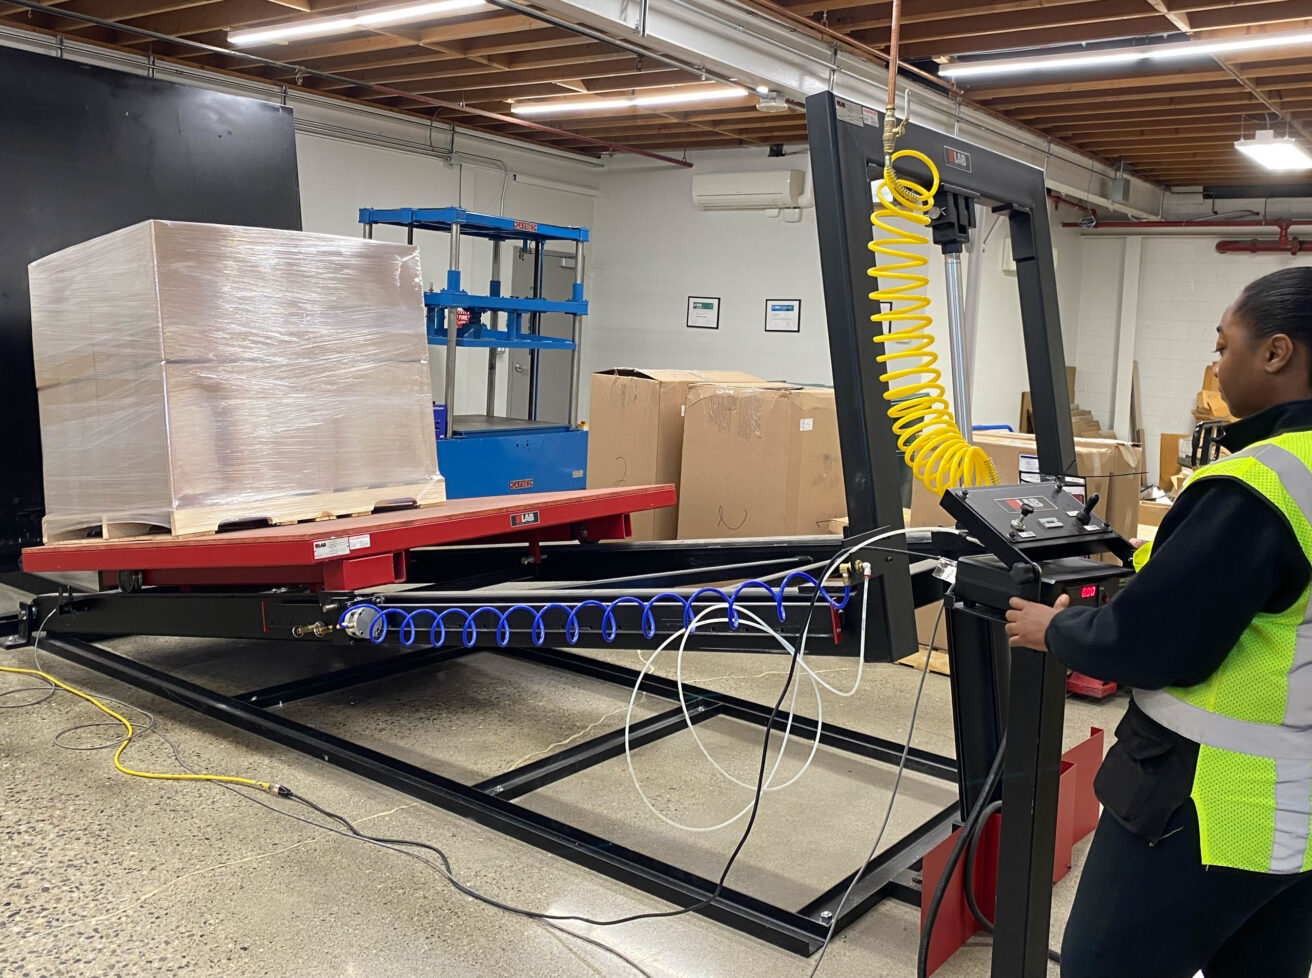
[29,220,443,541]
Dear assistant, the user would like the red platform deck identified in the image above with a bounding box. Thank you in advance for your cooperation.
[21,485,676,591]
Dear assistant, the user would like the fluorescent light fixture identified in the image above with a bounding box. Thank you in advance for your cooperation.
[940,28,1312,80]
[229,0,487,46]
[510,86,747,117]
[1235,130,1312,171]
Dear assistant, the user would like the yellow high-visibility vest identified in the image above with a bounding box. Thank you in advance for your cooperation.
[1136,432,1312,874]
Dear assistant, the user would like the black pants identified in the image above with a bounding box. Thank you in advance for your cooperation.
[1062,803,1312,978]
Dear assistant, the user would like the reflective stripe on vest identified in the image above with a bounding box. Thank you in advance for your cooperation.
[1134,437,1312,873]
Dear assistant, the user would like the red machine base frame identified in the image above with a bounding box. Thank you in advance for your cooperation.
[21,486,676,591]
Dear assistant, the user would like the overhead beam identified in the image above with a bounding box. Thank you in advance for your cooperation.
[868,14,1174,59]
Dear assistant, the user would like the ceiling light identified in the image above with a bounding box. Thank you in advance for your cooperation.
[940,28,1312,80]
[755,85,771,94]
[1235,130,1312,171]
[510,86,747,117]
[228,0,487,46]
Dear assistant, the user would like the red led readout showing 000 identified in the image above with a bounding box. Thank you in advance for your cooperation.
[1079,585,1098,600]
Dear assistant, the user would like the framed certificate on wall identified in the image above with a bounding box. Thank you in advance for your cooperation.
[764,299,801,332]
[686,296,721,329]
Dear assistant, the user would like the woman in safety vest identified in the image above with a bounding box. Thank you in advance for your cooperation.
[1006,265,1312,978]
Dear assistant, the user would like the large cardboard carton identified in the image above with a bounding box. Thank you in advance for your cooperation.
[911,432,1142,539]
[677,383,846,539]
[586,368,763,540]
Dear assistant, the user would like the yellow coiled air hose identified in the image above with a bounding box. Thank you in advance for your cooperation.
[868,148,998,494]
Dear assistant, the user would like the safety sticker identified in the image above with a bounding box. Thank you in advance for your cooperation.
[313,537,350,560]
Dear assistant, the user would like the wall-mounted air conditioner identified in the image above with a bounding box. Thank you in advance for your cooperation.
[691,170,806,210]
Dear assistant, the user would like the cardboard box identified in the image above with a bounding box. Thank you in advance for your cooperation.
[1139,499,1172,529]
[677,383,845,539]
[910,431,1143,541]
[585,368,763,540]
[1158,432,1190,490]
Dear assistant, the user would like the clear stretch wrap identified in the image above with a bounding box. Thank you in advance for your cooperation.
[29,220,442,541]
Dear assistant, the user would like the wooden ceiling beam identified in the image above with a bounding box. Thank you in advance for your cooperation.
[250,29,582,80]
[867,13,1174,58]
[843,0,1160,43]
[526,115,802,140]
[1187,3,1312,32]
[1051,115,1312,138]
[549,131,770,150]
[507,108,791,132]
[1014,96,1310,124]
[180,11,545,67]
[357,68,694,105]
[980,83,1255,111]
[964,68,1228,100]
[308,42,624,90]
[114,0,331,38]
[785,0,1088,24]
[49,0,212,34]
[339,55,645,96]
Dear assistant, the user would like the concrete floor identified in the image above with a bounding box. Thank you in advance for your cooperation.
[0,583,1128,978]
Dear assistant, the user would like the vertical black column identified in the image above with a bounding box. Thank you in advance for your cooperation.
[807,92,918,663]
[991,643,1067,978]
[1009,209,1077,477]
[944,600,1009,817]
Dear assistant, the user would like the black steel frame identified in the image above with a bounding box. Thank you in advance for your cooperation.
[806,90,1082,978]
[19,625,959,955]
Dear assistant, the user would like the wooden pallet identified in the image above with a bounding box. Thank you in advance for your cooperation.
[896,647,951,676]
[42,479,446,543]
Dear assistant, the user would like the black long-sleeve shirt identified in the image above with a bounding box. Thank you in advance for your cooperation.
[1046,400,1312,841]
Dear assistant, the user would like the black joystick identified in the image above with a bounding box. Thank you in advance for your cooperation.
[1075,492,1101,526]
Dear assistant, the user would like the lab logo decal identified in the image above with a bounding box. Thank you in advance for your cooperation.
[511,510,540,527]
[944,147,972,172]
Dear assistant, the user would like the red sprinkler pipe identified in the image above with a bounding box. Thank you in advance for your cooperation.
[1215,220,1306,254]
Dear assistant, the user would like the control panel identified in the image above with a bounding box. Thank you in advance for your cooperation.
[938,480,1135,569]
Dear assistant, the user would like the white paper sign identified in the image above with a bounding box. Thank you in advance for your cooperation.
[1019,454,1087,502]
[800,418,814,431]
[765,299,801,333]
[348,534,371,551]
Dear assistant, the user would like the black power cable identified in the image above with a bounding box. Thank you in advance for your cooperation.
[917,734,1008,978]
[961,799,1063,966]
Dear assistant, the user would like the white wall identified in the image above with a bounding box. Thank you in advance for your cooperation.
[1071,232,1312,482]
[585,147,1087,429]
[295,130,598,416]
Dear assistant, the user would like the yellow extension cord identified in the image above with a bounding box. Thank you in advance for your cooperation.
[869,149,998,494]
[0,660,275,791]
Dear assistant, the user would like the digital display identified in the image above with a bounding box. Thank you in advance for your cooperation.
[1080,585,1098,599]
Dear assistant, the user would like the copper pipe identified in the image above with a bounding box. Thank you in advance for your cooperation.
[733,0,957,97]
[886,0,901,113]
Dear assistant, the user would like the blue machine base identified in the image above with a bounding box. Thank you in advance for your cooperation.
[437,427,589,498]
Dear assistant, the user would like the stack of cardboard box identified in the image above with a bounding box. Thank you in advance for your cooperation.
[1193,366,1233,426]
[1017,367,1117,440]
[586,369,848,541]
[585,369,763,540]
